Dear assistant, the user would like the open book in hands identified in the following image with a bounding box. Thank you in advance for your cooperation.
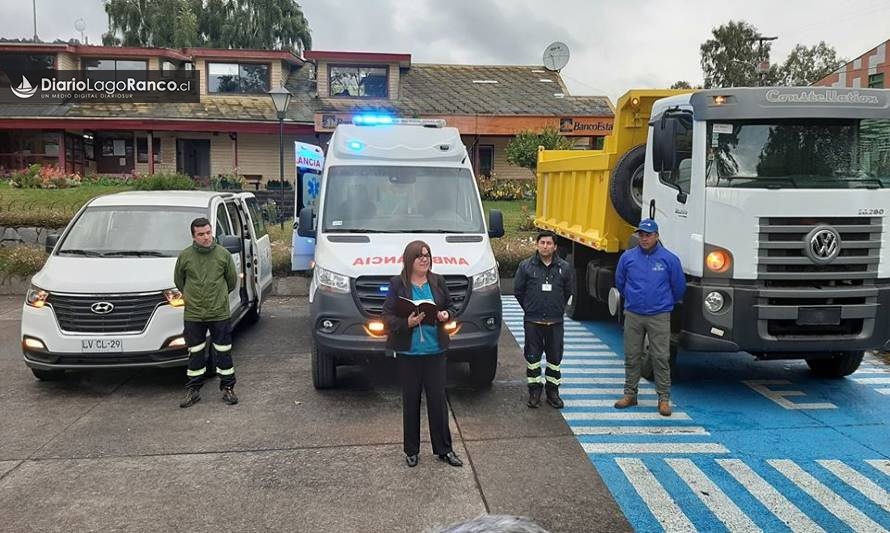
[395,296,441,324]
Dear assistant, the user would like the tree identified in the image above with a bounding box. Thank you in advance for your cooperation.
[505,128,574,173]
[102,0,311,52]
[779,42,845,86]
[670,80,692,89]
[700,20,779,88]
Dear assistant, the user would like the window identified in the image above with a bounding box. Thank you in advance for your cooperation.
[207,62,270,94]
[653,113,693,192]
[245,197,267,238]
[0,53,53,84]
[478,145,494,177]
[136,138,162,164]
[329,65,388,98]
[215,203,233,240]
[84,58,148,82]
[868,73,884,89]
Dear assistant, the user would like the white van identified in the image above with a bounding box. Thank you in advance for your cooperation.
[21,191,273,380]
[297,117,504,389]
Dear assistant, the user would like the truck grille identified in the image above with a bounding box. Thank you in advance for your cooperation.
[353,275,470,316]
[755,217,882,337]
[48,292,168,334]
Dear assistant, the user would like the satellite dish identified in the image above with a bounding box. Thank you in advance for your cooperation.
[542,42,570,72]
[74,18,86,32]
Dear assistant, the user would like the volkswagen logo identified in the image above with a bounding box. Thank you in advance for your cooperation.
[805,226,841,264]
[90,302,115,315]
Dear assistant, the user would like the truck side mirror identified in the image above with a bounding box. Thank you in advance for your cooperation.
[297,206,316,238]
[220,235,241,254]
[45,234,60,254]
[488,209,504,238]
[651,117,677,175]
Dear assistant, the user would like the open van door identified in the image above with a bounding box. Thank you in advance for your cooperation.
[238,193,274,312]
[292,141,324,271]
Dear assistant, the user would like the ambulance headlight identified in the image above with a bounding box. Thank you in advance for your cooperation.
[473,267,499,291]
[315,266,350,293]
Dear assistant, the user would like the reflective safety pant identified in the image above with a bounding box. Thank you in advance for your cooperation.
[183,319,235,390]
[523,321,563,391]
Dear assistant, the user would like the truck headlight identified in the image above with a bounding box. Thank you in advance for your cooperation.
[704,291,725,313]
[315,266,350,293]
[164,288,185,307]
[473,267,499,290]
[26,286,49,308]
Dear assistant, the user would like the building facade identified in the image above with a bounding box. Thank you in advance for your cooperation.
[814,38,887,89]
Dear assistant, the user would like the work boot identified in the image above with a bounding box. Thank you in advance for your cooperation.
[658,399,672,417]
[527,386,542,408]
[613,394,638,409]
[545,387,564,409]
[179,387,201,408]
[222,387,238,405]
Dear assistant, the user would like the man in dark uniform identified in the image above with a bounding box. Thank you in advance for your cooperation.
[513,231,575,409]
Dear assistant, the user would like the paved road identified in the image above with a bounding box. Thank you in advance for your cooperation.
[504,297,890,533]
[0,296,628,533]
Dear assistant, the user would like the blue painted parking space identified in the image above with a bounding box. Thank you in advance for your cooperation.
[503,297,890,532]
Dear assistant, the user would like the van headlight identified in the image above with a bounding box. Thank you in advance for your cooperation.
[315,266,350,293]
[26,286,49,308]
[473,267,499,290]
[164,288,185,307]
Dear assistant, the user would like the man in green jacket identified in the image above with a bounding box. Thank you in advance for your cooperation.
[174,217,238,408]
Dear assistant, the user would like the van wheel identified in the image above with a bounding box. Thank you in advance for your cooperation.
[312,343,337,389]
[469,346,498,387]
[243,299,261,325]
[31,368,65,381]
[610,145,646,226]
[806,351,864,378]
[641,342,678,382]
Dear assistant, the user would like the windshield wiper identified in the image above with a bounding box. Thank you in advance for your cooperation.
[102,250,168,257]
[402,229,467,233]
[58,249,102,257]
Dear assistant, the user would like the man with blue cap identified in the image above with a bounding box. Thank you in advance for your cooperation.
[613,218,686,416]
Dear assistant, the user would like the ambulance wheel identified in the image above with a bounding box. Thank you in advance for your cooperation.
[640,342,678,382]
[312,344,336,389]
[806,351,864,378]
[610,144,646,226]
[469,346,498,387]
[31,368,65,381]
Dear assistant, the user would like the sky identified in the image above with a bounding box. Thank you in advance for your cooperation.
[1,0,888,103]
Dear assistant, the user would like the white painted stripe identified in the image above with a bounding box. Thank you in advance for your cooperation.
[563,348,614,353]
[561,377,625,384]
[769,459,886,532]
[616,458,697,532]
[573,426,709,436]
[718,459,825,533]
[562,352,620,357]
[875,388,890,395]
[666,458,762,533]
[866,460,890,477]
[559,368,626,375]
[588,443,728,454]
[564,342,609,346]
[561,360,625,367]
[561,387,656,396]
[565,399,660,407]
[817,460,890,513]
[565,412,691,421]
[853,377,890,384]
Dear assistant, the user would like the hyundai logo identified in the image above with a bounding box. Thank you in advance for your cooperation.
[805,226,841,264]
[90,302,115,315]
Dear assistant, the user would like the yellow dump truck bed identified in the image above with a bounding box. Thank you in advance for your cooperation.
[534,90,690,253]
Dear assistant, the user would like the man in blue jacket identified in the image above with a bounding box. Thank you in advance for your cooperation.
[613,219,686,416]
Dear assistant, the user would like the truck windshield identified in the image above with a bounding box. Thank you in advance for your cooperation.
[706,118,890,188]
[58,206,204,257]
[321,166,486,233]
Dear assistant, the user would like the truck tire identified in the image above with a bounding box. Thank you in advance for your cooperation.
[640,341,678,382]
[610,144,646,226]
[469,346,498,387]
[565,256,594,320]
[311,343,337,389]
[31,368,65,381]
[806,351,864,378]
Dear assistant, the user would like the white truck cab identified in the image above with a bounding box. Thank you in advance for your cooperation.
[21,190,273,380]
[297,116,505,388]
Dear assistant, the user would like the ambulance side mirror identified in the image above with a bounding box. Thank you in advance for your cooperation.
[297,207,316,238]
[488,209,504,238]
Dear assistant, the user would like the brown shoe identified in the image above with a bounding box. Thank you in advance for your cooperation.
[658,400,672,417]
[613,395,638,409]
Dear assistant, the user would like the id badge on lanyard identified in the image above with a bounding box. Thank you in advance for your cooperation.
[542,282,552,292]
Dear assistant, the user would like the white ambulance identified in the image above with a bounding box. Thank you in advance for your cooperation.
[296,116,504,389]
[21,191,273,380]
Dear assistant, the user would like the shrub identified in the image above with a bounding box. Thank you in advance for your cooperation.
[265,179,292,191]
[517,204,536,231]
[477,176,536,201]
[0,245,47,279]
[491,236,536,278]
[81,174,136,186]
[9,165,81,189]
[212,174,244,190]
[132,172,196,190]
[504,127,574,172]
[0,209,73,228]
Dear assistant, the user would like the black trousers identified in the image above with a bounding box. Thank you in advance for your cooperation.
[397,353,452,457]
[523,321,564,390]
[183,319,235,390]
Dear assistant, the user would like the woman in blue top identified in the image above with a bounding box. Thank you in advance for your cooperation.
[382,240,462,468]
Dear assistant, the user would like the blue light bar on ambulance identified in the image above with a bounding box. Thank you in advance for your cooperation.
[353,114,393,125]
[351,115,446,128]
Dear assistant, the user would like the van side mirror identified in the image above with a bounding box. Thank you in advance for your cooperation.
[220,235,241,254]
[488,209,504,238]
[297,206,316,238]
[45,234,60,254]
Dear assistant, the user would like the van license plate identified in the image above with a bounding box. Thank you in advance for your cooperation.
[81,339,123,353]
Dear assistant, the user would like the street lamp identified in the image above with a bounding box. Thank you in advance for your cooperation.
[268,85,292,227]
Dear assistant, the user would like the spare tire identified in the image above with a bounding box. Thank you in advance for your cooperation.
[610,144,646,226]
